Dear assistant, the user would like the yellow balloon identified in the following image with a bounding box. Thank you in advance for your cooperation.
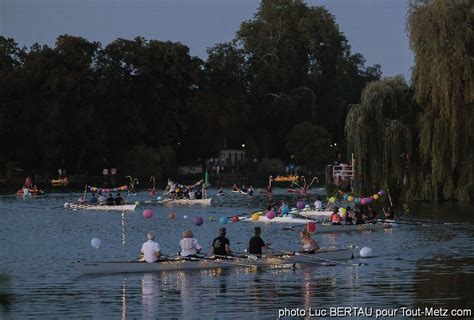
[339,208,347,215]
[347,196,354,202]
[373,194,379,200]
[251,213,260,222]
[329,197,336,203]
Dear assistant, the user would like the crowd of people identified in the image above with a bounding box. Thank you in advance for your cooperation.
[139,226,320,263]
[164,179,205,200]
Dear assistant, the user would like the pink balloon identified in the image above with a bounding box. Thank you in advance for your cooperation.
[143,209,153,219]
[266,209,276,219]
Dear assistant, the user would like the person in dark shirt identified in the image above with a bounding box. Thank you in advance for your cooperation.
[89,193,98,204]
[355,210,365,225]
[115,193,123,205]
[106,193,115,206]
[248,227,270,256]
[383,206,395,219]
[211,227,231,256]
[367,206,378,223]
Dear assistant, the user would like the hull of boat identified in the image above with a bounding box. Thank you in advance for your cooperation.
[162,198,212,206]
[297,210,333,218]
[75,248,353,274]
[69,204,137,211]
[315,222,394,233]
[242,216,316,224]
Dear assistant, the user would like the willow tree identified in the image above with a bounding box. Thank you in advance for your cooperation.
[409,0,474,200]
[345,76,418,199]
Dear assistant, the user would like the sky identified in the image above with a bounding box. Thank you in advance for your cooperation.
[0,0,413,78]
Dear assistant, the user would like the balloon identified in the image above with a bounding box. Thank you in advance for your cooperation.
[360,247,373,258]
[64,202,69,208]
[168,212,175,220]
[208,216,215,221]
[143,209,153,219]
[377,190,385,196]
[354,198,360,204]
[329,197,336,203]
[193,216,204,226]
[251,213,260,222]
[232,216,239,223]
[373,194,379,200]
[339,207,347,215]
[343,194,349,200]
[307,222,316,233]
[266,209,276,219]
[347,196,354,202]
[135,201,140,205]
[183,215,188,219]
[282,206,289,215]
[366,197,373,204]
[296,200,305,210]
[219,217,228,224]
[91,238,101,249]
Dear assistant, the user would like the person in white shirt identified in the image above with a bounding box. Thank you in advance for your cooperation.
[314,198,323,211]
[141,232,161,263]
[179,230,203,257]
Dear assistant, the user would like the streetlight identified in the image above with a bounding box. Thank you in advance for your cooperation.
[242,144,246,148]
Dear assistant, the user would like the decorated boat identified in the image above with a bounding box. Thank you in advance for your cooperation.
[241,215,316,224]
[296,210,333,219]
[51,177,69,187]
[312,222,395,234]
[161,198,212,206]
[273,175,299,182]
[75,247,354,274]
[17,187,44,197]
[66,203,137,211]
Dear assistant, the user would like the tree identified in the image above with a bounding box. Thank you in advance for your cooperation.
[345,76,418,198]
[409,0,474,200]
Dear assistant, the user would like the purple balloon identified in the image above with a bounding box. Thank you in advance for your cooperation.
[296,200,305,210]
[193,216,204,226]
[377,190,385,196]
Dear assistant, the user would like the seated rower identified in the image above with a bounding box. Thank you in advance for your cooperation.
[330,208,341,225]
[98,192,105,205]
[345,206,353,224]
[115,193,123,205]
[89,193,97,204]
[355,210,365,225]
[106,193,115,206]
[232,184,240,192]
[248,227,270,256]
[314,198,323,211]
[299,229,319,254]
[241,185,248,193]
[211,227,232,257]
[383,206,395,219]
[180,230,203,257]
[278,201,289,216]
[217,188,224,196]
[141,231,161,263]
[247,186,254,195]
[367,206,378,223]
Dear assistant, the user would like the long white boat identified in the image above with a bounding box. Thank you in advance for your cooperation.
[67,203,137,211]
[242,215,316,224]
[311,222,395,233]
[296,210,333,219]
[75,247,354,274]
[161,198,212,206]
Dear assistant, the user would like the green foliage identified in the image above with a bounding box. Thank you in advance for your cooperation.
[257,158,285,177]
[286,122,332,170]
[345,76,418,197]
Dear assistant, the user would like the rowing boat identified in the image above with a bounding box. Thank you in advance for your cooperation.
[68,204,137,211]
[297,210,333,218]
[241,215,316,224]
[17,188,44,196]
[75,247,354,274]
[161,198,212,206]
[313,222,395,233]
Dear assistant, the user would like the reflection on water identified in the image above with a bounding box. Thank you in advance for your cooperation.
[1,192,474,318]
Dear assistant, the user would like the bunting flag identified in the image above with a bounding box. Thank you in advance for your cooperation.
[328,189,385,205]
[86,185,128,193]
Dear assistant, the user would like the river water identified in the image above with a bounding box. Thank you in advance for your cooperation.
[0,189,473,319]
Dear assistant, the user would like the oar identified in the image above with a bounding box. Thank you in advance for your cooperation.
[271,249,365,267]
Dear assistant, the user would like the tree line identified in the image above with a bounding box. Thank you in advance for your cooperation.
[0,0,381,181]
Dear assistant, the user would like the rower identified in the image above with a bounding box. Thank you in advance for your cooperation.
[217,188,224,196]
[345,206,353,224]
[98,192,105,205]
[278,201,289,216]
[106,193,115,206]
[115,193,123,205]
[354,210,365,224]
[232,184,239,192]
[247,186,254,195]
[314,198,323,211]
[180,230,203,257]
[299,229,319,254]
[248,227,270,256]
[89,193,98,204]
[367,206,378,223]
[140,232,161,263]
[211,227,232,256]
[383,206,395,219]
[330,208,341,225]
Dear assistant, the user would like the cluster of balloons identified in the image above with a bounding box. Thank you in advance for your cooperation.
[141,209,249,227]
[329,190,385,205]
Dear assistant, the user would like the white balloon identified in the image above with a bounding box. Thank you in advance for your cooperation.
[183,215,188,219]
[157,196,162,201]
[360,247,373,258]
[91,238,102,249]
[64,202,69,208]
